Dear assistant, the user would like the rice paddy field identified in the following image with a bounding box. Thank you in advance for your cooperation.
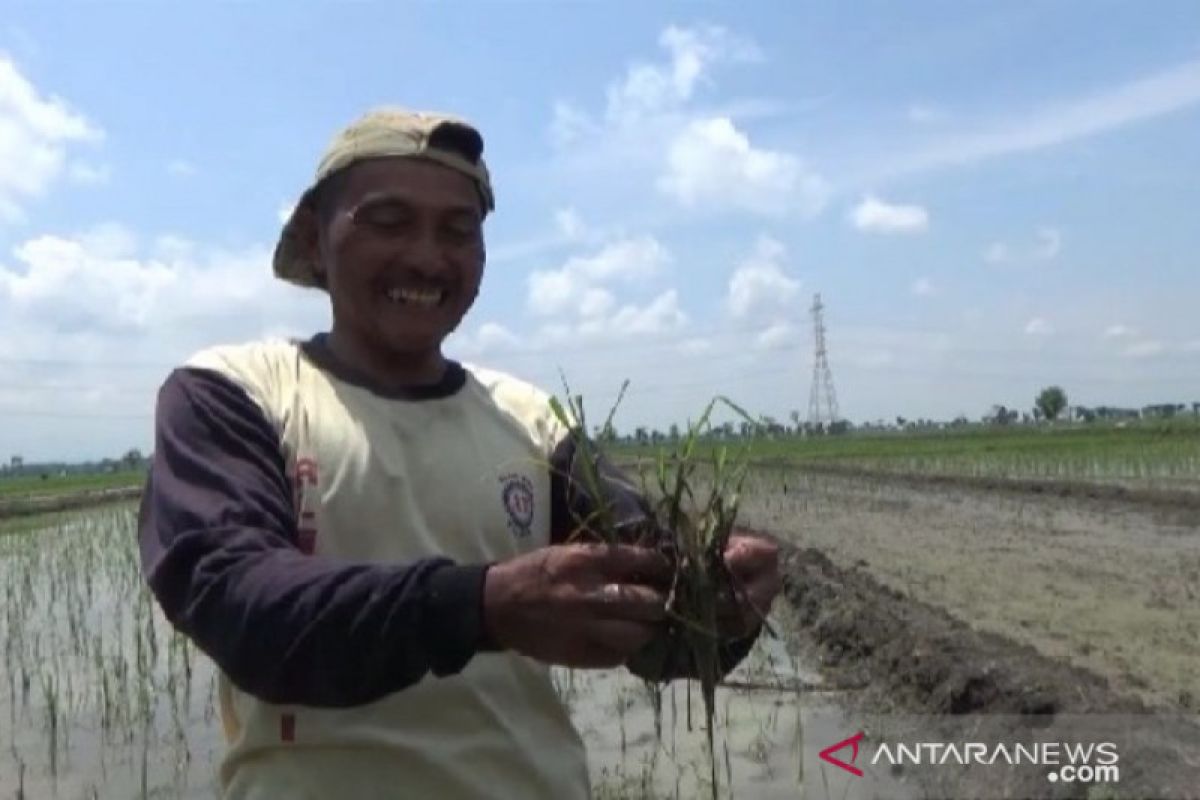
[630,419,1200,487]
[0,471,144,500]
[2,422,1198,798]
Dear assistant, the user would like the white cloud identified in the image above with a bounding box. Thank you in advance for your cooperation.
[1024,318,1054,336]
[911,277,936,297]
[533,322,573,347]
[549,101,597,148]
[1103,324,1137,340]
[154,234,194,260]
[983,242,1009,264]
[755,321,794,350]
[476,322,519,351]
[527,236,670,317]
[540,289,687,342]
[1,233,167,331]
[1121,340,1166,359]
[550,24,759,148]
[79,222,138,258]
[659,117,827,216]
[610,289,687,335]
[678,337,712,356]
[0,226,324,340]
[727,236,801,318]
[571,236,668,282]
[547,26,826,220]
[984,228,1063,264]
[578,287,616,318]
[527,270,578,317]
[450,322,521,358]
[277,202,294,225]
[1034,227,1062,260]
[890,57,1200,176]
[0,224,332,459]
[489,209,604,266]
[0,54,103,221]
[554,208,587,241]
[604,25,761,126]
[167,159,197,178]
[849,195,929,234]
[67,161,110,185]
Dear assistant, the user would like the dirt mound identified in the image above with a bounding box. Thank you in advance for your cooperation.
[779,543,1200,798]
[783,545,1142,717]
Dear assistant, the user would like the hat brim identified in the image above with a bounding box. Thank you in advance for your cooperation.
[272,185,323,289]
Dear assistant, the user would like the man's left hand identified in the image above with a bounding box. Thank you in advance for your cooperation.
[717,533,783,640]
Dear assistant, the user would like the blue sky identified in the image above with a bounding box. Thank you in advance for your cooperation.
[2,2,1199,461]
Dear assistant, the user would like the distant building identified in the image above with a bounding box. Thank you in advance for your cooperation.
[1142,403,1187,419]
[1089,406,1141,421]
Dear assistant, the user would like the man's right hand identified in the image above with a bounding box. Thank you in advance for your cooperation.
[482,544,672,668]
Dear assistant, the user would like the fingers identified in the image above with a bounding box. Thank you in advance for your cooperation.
[567,543,673,584]
[583,618,659,660]
[723,535,780,582]
[584,582,668,622]
[720,535,783,637]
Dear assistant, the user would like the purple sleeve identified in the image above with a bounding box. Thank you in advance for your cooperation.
[137,367,495,708]
[548,434,654,546]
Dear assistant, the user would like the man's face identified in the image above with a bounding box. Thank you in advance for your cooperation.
[314,157,485,362]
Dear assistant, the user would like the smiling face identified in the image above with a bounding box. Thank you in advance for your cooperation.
[311,156,486,385]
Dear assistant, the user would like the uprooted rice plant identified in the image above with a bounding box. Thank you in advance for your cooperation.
[549,382,779,800]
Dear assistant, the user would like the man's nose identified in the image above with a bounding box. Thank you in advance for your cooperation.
[395,229,451,279]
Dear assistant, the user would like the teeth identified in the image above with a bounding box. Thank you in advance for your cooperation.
[385,287,442,307]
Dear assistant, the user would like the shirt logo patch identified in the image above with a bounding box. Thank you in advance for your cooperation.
[499,474,535,538]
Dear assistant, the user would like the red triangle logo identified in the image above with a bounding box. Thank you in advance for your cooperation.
[819,731,865,777]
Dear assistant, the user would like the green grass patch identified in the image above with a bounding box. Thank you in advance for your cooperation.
[0,469,145,500]
[614,420,1200,483]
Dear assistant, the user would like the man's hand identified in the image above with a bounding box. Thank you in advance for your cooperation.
[717,533,782,640]
[482,544,672,669]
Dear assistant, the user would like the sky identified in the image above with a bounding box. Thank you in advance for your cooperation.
[2,2,1199,461]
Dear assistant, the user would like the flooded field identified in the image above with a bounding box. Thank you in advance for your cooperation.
[0,506,221,799]
[4,463,1197,798]
[0,505,855,799]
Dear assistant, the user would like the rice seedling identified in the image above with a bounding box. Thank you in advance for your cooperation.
[0,506,219,797]
[548,380,773,800]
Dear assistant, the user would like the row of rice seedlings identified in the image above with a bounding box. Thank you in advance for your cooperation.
[0,505,216,796]
[845,448,1200,484]
[549,381,771,800]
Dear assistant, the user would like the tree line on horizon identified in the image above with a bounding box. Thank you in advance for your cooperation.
[4,387,1200,473]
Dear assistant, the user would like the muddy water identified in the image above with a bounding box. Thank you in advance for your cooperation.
[1,505,912,799]
[1,505,224,798]
[561,620,919,799]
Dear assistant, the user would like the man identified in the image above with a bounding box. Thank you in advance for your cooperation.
[138,108,782,799]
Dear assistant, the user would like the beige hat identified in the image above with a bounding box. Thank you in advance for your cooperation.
[273,107,495,289]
